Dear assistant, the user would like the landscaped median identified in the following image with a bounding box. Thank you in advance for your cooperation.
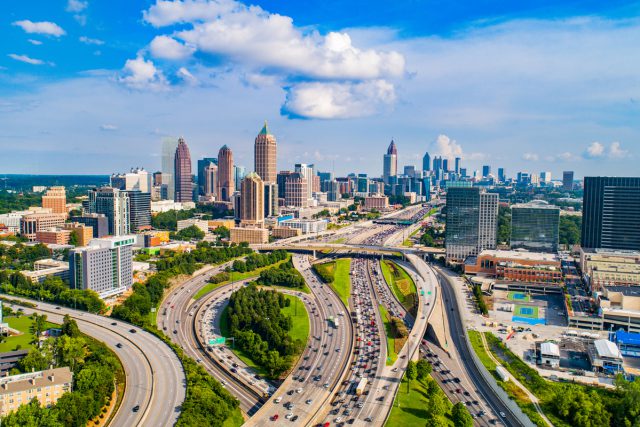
[379,304,399,365]
[313,258,352,309]
[380,260,417,314]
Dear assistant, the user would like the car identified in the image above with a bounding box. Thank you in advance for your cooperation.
[173,330,177,334]
[116,343,123,348]
[132,405,140,412]
[55,307,61,310]
[129,329,136,333]
[296,388,303,393]
[500,412,506,418]
[323,383,329,388]
[232,363,239,368]
[274,396,282,404]
[287,390,294,395]
[230,368,237,373]
[285,413,293,420]
[291,415,298,422]
[271,414,279,421]
[364,416,373,422]
[335,417,343,423]
[111,322,117,326]
[306,399,312,404]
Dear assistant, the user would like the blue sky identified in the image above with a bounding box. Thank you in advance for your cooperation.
[2,0,640,178]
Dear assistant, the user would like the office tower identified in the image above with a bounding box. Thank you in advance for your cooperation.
[511,201,560,252]
[433,156,443,173]
[41,186,67,216]
[217,145,234,201]
[69,235,134,299]
[540,171,552,183]
[197,157,217,196]
[294,163,314,201]
[317,171,333,184]
[325,180,340,201]
[562,171,574,191]
[383,140,398,184]
[422,152,431,172]
[161,137,179,201]
[153,171,162,186]
[174,137,192,203]
[482,165,491,178]
[497,168,505,183]
[233,166,246,192]
[70,213,109,238]
[123,190,151,232]
[357,174,369,193]
[254,121,277,184]
[285,173,308,207]
[403,165,416,177]
[445,187,498,262]
[582,177,640,251]
[442,158,449,172]
[87,187,130,236]
[239,173,264,226]
[459,168,467,178]
[454,157,461,174]
[203,162,218,197]
[263,182,278,217]
[277,171,294,199]
[517,172,531,185]
[110,168,151,193]
[20,213,66,241]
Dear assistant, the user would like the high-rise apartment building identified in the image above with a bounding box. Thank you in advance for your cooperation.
[277,171,294,199]
[217,145,234,201]
[110,168,151,193]
[87,187,130,236]
[562,171,574,191]
[511,201,560,252]
[174,137,192,203]
[294,163,314,201]
[383,140,398,184]
[422,152,431,172]
[42,186,67,216]
[161,137,179,201]
[582,177,640,251]
[254,121,277,184]
[197,157,217,196]
[69,235,134,299]
[203,162,218,197]
[240,173,264,226]
[285,173,308,208]
[445,187,498,262]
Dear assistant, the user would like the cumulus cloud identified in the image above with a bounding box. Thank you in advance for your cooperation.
[100,124,118,131]
[609,142,629,159]
[8,53,45,65]
[79,36,104,45]
[282,80,395,119]
[13,20,65,37]
[27,39,42,45]
[143,0,236,26]
[177,67,198,85]
[118,56,168,91]
[431,134,463,159]
[522,152,539,161]
[584,141,605,158]
[149,35,195,60]
[66,0,88,12]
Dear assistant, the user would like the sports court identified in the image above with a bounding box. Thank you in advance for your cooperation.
[512,304,545,325]
[507,291,531,302]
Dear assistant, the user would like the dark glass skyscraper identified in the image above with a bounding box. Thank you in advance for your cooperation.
[582,177,640,251]
[422,152,431,172]
[511,201,559,252]
[124,190,151,232]
[197,157,217,196]
[174,137,192,202]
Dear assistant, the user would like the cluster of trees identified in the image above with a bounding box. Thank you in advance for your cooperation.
[472,285,488,315]
[226,285,302,377]
[419,227,444,247]
[497,205,512,245]
[209,271,230,284]
[231,250,288,273]
[3,315,122,427]
[0,243,50,270]
[0,274,105,313]
[211,226,230,239]
[172,225,206,241]
[255,261,306,289]
[154,242,253,275]
[389,316,408,338]
[0,191,42,215]
[151,209,196,231]
[560,216,581,246]
[312,262,335,284]
[550,385,610,427]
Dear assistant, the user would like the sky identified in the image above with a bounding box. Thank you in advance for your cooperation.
[2,0,640,179]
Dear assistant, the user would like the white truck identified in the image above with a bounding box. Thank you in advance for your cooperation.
[356,378,368,395]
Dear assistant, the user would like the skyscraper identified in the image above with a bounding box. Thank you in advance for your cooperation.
[277,171,294,199]
[234,165,246,191]
[197,157,217,196]
[285,173,308,208]
[582,177,640,251]
[482,165,491,178]
[87,187,130,236]
[422,152,431,172]
[161,137,179,201]
[511,201,560,252]
[497,168,505,183]
[240,172,264,227]
[540,171,552,183]
[445,187,498,262]
[174,138,192,203]
[294,163,314,201]
[454,157,461,174]
[123,190,151,232]
[263,182,278,217]
[217,145,234,201]
[562,171,574,191]
[254,121,277,184]
[111,168,151,193]
[42,186,67,215]
[383,140,398,184]
[442,158,449,172]
[204,162,218,197]
[357,174,369,194]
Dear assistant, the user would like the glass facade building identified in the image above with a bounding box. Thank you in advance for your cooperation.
[511,201,560,252]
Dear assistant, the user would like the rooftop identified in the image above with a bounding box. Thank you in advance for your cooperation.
[540,342,560,357]
[0,367,72,395]
[593,339,622,359]
[615,330,640,346]
[478,249,560,263]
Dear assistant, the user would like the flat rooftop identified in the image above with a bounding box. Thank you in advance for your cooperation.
[478,249,560,263]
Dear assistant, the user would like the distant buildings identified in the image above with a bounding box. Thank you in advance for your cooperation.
[203,162,218,197]
[161,137,179,201]
[363,195,389,211]
[284,172,308,208]
[383,140,398,185]
[70,213,109,238]
[482,165,491,178]
[197,157,217,196]
[445,187,498,262]
[0,368,73,417]
[174,137,192,203]
[110,168,151,193]
[216,145,234,201]
[294,163,314,202]
[41,186,67,216]
[230,227,268,244]
[465,249,562,285]
[511,201,560,253]
[562,171,574,191]
[124,190,151,232]
[254,121,277,184]
[422,152,430,172]
[580,249,640,290]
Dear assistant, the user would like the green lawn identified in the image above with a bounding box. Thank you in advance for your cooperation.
[0,315,58,352]
[194,257,290,300]
[468,330,497,372]
[330,238,346,244]
[386,376,453,427]
[331,259,352,309]
[380,260,417,313]
[379,304,397,365]
[402,239,414,247]
[222,408,245,427]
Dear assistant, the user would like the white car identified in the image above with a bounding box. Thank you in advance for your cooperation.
[305,399,312,404]
[296,388,303,393]
[285,413,293,420]
[274,396,282,403]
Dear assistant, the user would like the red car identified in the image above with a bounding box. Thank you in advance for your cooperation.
[271,414,279,421]
[323,423,330,427]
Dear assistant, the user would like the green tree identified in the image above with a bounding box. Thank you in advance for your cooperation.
[61,315,81,338]
[497,205,511,245]
[559,216,581,246]
[1,398,63,427]
[416,359,432,380]
[452,401,474,427]
[19,347,51,372]
[68,230,79,246]
[174,225,206,241]
[30,313,48,341]
[57,336,88,373]
[405,360,417,393]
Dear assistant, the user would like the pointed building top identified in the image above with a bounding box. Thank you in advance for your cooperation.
[387,139,397,155]
[259,120,270,136]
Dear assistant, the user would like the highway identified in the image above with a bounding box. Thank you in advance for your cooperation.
[9,297,185,427]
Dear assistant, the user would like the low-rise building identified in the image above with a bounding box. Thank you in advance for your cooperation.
[539,342,560,368]
[0,208,52,233]
[280,218,328,234]
[151,200,195,213]
[230,227,268,244]
[70,213,109,238]
[208,219,235,230]
[587,339,623,374]
[63,222,93,246]
[363,195,389,211]
[176,218,208,234]
[35,228,72,245]
[22,258,70,284]
[580,248,640,291]
[465,249,562,285]
[271,226,301,239]
[20,213,66,241]
[0,367,73,416]
[612,330,640,358]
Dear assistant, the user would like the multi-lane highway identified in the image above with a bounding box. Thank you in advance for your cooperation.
[9,298,185,427]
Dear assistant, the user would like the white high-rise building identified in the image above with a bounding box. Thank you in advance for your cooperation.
[110,168,151,193]
[87,188,130,236]
[294,163,314,202]
[540,171,552,183]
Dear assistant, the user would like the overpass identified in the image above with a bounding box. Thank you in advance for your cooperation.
[252,242,445,258]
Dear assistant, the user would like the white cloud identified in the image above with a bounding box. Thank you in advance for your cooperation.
[8,53,44,65]
[27,39,42,45]
[522,152,539,161]
[100,124,118,131]
[13,20,65,37]
[177,67,198,85]
[584,141,605,158]
[66,0,88,13]
[143,0,237,27]
[282,80,395,119]
[118,56,169,91]
[431,134,463,159]
[609,142,629,159]
[79,36,104,45]
[556,152,575,161]
[149,35,195,60]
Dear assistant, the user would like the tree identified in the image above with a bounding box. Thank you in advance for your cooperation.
[57,336,88,373]
[559,216,581,246]
[212,226,230,239]
[174,225,205,241]
[497,205,511,245]
[19,347,51,372]
[416,359,432,380]
[68,230,79,246]
[61,315,81,338]
[30,313,48,341]
[405,360,417,393]
[452,402,474,427]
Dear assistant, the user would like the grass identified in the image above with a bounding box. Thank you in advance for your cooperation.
[0,315,58,352]
[331,259,352,309]
[402,239,414,247]
[330,238,346,244]
[194,257,290,300]
[380,260,417,314]
[222,408,245,427]
[468,330,497,372]
[386,376,453,427]
[379,304,398,365]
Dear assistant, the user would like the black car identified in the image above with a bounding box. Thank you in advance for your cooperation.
[129,329,136,333]
[116,343,123,348]
[132,405,140,412]
[111,322,117,326]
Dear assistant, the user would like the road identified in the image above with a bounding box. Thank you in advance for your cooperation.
[9,298,185,427]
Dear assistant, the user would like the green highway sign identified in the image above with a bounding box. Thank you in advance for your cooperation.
[427,291,432,295]
[209,337,226,345]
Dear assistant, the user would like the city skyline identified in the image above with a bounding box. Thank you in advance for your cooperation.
[2,1,639,177]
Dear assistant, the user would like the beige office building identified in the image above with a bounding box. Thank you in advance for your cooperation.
[230,227,269,244]
[41,187,67,216]
[254,121,277,184]
[20,213,66,241]
[240,173,264,227]
[0,367,73,416]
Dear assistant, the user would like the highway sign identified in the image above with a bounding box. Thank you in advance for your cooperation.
[209,337,226,345]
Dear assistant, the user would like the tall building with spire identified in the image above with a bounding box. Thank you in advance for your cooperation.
[217,145,234,201]
[383,140,398,184]
[174,137,192,202]
[254,121,277,184]
[240,172,264,226]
